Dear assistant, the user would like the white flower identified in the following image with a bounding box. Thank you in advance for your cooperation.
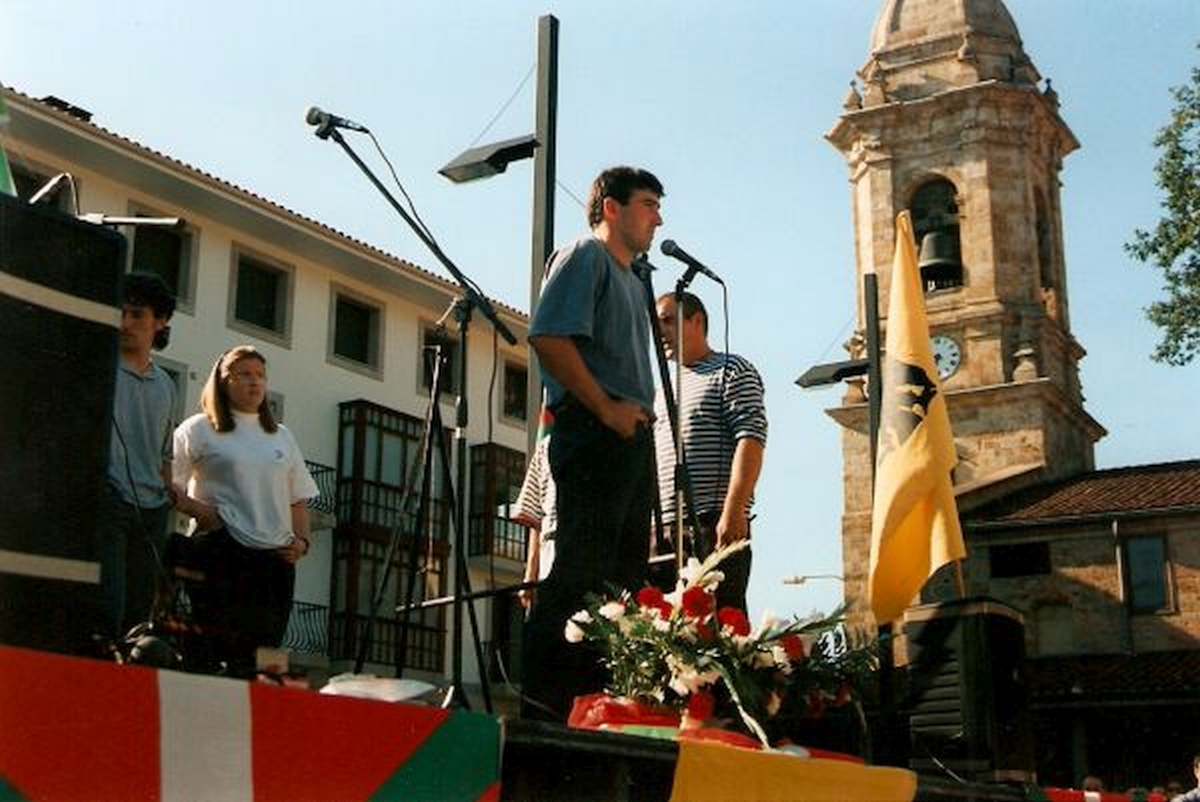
[755,610,784,637]
[666,655,721,696]
[564,619,586,643]
[758,649,781,670]
[598,601,626,621]
[699,568,725,592]
[677,557,705,587]
[570,610,594,625]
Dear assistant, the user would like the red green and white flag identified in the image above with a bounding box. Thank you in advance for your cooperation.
[0,645,502,802]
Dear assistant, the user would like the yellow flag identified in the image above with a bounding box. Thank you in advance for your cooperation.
[868,211,965,623]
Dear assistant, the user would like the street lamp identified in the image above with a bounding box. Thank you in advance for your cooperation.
[439,14,558,455]
[782,574,846,586]
[438,134,538,184]
[795,269,882,471]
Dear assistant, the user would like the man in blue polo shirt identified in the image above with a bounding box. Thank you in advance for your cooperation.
[521,165,663,721]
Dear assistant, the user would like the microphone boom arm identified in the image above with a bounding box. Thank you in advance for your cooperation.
[314,126,517,346]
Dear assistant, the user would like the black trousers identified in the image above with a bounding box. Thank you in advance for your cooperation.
[648,511,753,614]
[521,400,654,721]
[690,511,752,614]
[181,528,294,677]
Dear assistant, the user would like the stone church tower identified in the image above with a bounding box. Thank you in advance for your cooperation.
[825,0,1106,629]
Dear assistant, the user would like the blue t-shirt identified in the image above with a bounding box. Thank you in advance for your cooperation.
[530,235,654,411]
[108,360,176,508]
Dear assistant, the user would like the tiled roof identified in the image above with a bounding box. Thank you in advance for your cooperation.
[4,89,527,320]
[1025,650,1200,704]
[964,460,1200,525]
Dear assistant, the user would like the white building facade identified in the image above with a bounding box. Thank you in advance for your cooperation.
[3,88,533,706]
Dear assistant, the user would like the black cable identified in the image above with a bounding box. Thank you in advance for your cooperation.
[109,414,184,653]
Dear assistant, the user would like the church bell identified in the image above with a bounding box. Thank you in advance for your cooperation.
[918,229,964,290]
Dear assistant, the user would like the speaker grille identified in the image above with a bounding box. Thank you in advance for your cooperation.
[904,598,1036,782]
[0,195,125,655]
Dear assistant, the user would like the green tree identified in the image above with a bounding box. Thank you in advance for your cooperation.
[1125,46,1200,366]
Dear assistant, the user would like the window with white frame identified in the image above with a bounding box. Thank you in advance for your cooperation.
[419,325,460,398]
[501,361,528,423]
[330,285,384,375]
[154,356,189,425]
[128,203,196,310]
[229,247,292,343]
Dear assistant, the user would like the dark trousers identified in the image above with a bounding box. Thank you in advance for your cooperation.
[183,528,294,677]
[691,511,752,614]
[521,401,654,721]
[648,512,753,613]
[96,485,171,640]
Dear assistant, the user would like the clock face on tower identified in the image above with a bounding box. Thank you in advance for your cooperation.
[930,334,962,380]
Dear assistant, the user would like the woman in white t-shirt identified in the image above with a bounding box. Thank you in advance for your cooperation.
[172,345,318,676]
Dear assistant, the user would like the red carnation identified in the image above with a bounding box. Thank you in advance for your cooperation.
[636,585,664,607]
[686,690,715,722]
[780,633,805,660]
[680,586,715,619]
[717,607,751,636]
[636,585,673,618]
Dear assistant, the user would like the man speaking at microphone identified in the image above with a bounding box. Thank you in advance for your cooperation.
[521,166,663,722]
[653,290,767,613]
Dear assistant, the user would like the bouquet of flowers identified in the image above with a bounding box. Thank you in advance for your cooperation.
[565,542,875,746]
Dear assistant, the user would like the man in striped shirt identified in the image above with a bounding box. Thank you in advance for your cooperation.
[653,291,767,612]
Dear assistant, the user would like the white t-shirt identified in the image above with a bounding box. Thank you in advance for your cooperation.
[173,410,319,549]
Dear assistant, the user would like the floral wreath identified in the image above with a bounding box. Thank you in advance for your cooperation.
[565,541,875,746]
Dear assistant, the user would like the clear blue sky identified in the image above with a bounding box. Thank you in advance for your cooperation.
[4,1,1197,621]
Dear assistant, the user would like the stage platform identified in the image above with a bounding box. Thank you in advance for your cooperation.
[502,719,1027,802]
[0,645,1028,802]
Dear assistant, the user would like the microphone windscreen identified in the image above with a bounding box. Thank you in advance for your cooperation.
[661,239,678,256]
[304,106,325,126]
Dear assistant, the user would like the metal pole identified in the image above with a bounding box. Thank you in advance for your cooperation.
[865,268,899,766]
[527,14,558,455]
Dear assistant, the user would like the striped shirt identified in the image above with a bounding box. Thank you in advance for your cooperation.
[653,351,767,523]
[510,437,557,539]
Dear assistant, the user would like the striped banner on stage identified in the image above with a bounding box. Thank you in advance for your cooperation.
[0,646,502,802]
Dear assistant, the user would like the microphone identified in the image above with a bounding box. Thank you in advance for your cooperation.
[660,239,724,285]
[305,106,370,138]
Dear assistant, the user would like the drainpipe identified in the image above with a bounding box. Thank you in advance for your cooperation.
[1113,518,1133,654]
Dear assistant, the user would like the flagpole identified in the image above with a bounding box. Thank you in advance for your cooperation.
[864,268,882,475]
[863,263,900,766]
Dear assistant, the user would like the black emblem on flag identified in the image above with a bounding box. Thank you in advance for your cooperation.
[878,360,938,460]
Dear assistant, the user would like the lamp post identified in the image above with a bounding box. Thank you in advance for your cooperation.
[782,574,846,586]
[440,13,558,456]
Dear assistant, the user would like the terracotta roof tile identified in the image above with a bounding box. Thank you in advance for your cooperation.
[7,89,527,319]
[1026,650,1200,702]
[965,460,1200,524]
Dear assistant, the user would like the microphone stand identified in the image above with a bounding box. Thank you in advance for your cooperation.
[672,272,696,578]
[315,126,516,711]
[634,258,701,581]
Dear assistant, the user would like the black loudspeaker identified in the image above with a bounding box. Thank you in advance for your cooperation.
[904,597,1036,783]
[0,192,125,655]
